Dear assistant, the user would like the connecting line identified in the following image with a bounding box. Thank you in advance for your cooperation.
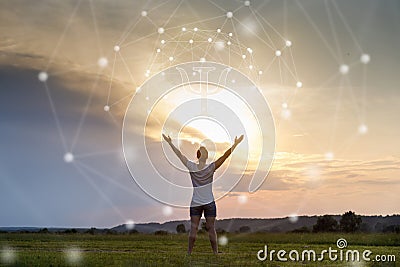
[329,76,345,149]
[248,7,276,50]
[289,48,299,81]
[118,52,138,87]
[331,0,364,53]
[162,0,184,29]
[89,0,103,56]
[324,0,344,63]
[73,161,126,221]
[43,82,68,153]
[70,70,101,152]
[45,0,82,71]
[251,7,287,45]
[106,53,117,105]
[295,0,341,64]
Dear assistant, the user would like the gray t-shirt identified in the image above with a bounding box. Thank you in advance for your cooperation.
[186,160,216,205]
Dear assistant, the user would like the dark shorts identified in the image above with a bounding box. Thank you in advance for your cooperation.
[190,201,217,217]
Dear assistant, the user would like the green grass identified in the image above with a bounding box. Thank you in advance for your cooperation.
[0,233,398,266]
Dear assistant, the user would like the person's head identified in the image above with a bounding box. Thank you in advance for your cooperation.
[196,146,208,161]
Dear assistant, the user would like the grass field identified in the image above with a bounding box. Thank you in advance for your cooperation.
[0,232,399,266]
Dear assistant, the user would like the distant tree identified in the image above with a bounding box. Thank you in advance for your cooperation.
[154,230,168,235]
[269,226,282,233]
[291,226,310,233]
[105,229,116,235]
[383,225,400,233]
[374,222,385,232]
[128,229,139,235]
[239,226,251,233]
[176,224,186,233]
[313,215,338,232]
[38,228,49,233]
[359,223,371,233]
[64,228,77,234]
[216,228,226,234]
[340,211,362,232]
[86,227,97,235]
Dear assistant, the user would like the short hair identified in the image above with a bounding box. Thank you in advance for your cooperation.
[197,146,207,159]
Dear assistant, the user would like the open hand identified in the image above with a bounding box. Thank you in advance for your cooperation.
[234,135,244,145]
[162,134,172,144]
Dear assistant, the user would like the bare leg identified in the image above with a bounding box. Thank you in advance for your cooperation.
[206,216,218,254]
[188,216,200,255]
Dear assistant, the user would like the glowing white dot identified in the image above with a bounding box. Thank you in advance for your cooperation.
[158,27,165,34]
[249,65,253,70]
[339,64,349,74]
[168,56,174,61]
[296,81,303,88]
[189,39,194,44]
[161,72,165,76]
[146,69,150,74]
[1,247,16,264]
[217,28,221,33]
[192,72,197,76]
[194,27,198,32]
[200,57,206,62]
[113,45,120,52]
[103,105,110,112]
[64,153,74,163]
[360,54,370,64]
[282,102,288,109]
[289,214,298,223]
[275,50,282,57]
[145,96,149,101]
[228,32,233,37]
[281,109,291,119]
[65,247,82,265]
[156,48,161,53]
[227,41,232,46]
[231,79,236,83]
[358,124,368,134]
[242,54,246,59]
[226,11,233,18]
[218,236,228,246]
[141,10,147,17]
[258,70,263,75]
[145,73,149,77]
[238,195,248,204]
[247,47,253,54]
[207,37,212,43]
[162,206,173,216]
[161,39,165,44]
[125,220,135,230]
[98,57,108,68]
[182,27,186,32]
[38,71,48,82]
[325,152,334,161]
[285,40,292,47]
[136,87,141,93]
[244,0,251,6]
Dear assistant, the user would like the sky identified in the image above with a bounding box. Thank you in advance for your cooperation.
[0,0,399,228]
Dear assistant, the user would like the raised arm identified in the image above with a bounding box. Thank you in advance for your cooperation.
[162,134,188,166]
[214,135,244,170]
